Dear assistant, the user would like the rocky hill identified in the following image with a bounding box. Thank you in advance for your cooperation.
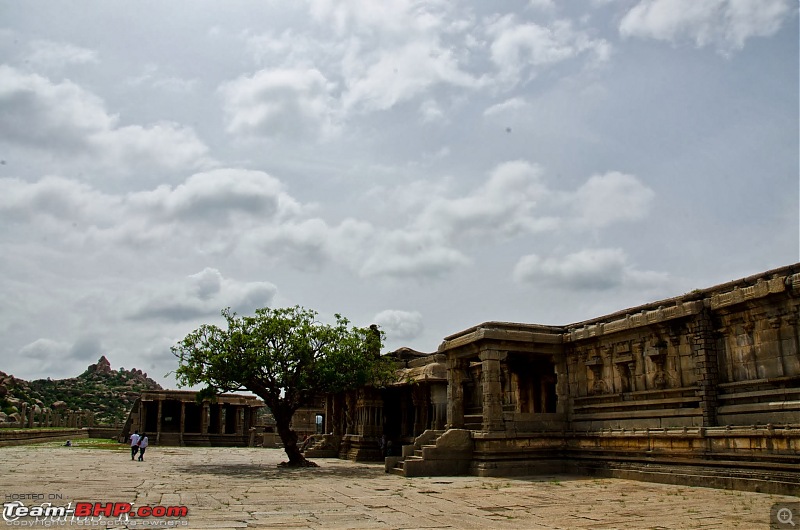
[0,356,162,425]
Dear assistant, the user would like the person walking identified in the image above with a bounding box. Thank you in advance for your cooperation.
[137,433,149,461]
[129,430,140,461]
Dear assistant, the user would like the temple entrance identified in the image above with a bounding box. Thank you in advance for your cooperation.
[315,414,324,434]
[509,356,557,413]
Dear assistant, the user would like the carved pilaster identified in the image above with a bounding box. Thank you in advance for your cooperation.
[586,352,606,395]
[179,401,186,446]
[646,339,668,390]
[692,309,719,427]
[201,403,209,434]
[479,349,507,432]
[411,386,428,436]
[614,354,634,393]
[446,357,466,429]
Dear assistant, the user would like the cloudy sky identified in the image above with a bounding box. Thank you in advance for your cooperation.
[1,0,797,388]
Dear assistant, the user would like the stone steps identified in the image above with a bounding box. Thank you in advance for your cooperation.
[389,430,472,477]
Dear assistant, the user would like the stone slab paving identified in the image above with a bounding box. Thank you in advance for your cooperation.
[0,444,797,529]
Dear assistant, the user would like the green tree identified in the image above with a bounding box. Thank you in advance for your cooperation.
[172,306,393,466]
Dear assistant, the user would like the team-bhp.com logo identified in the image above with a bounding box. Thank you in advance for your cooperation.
[3,501,188,526]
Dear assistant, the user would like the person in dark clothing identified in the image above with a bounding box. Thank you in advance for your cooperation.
[137,433,149,461]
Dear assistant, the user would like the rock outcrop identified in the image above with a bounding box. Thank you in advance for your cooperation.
[0,357,162,425]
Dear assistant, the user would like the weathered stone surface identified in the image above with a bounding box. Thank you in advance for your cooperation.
[4,445,795,529]
[434,428,472,451]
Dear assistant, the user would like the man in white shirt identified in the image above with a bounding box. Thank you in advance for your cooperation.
[129,431,140,461]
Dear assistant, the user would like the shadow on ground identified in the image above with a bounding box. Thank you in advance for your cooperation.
[175,462,389,481]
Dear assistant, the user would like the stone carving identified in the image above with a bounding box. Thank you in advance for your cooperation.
[585,355,606,395]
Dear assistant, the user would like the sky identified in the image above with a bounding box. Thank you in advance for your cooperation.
[1,0,797,389]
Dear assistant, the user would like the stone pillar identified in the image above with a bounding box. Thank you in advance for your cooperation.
[344,392,356,435]
[431,385,447,430]
[156,400,163,443]
[179,401,186,446]
[446,357,466,429]
[632,341,646,392]
[217,405,224,434]
[411,387,426,436]
[249,408,258,431]
[201,403,210,434]
[400,394,409,437]
[324,395,333,434]
[480,350,507,432]
[331,394,342,436]
[236,408,244,435]
[28,407,35,428]
[692,308,719,427]
[20,403,27,428]
[139,402,147,433]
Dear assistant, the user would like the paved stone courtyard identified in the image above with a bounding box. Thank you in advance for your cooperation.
[0,444,796,529]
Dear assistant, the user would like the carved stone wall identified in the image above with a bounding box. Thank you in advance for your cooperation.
[563,266,800,430]
[391,264,800,493]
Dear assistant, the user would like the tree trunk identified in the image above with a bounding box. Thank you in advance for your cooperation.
[274,409,317,467]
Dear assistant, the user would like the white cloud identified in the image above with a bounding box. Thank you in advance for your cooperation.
[126,64,197,93]
[357,163,653,279]
[619,0,793,53]
[129,268,278,321]
[513,248,669,290]
[219,67,339,140]
[571,171,655,229]
[0,66,212,174]
[486,15,611,86]
[360,230,470,279]
[188,268,224,300]
[93,122,211,173]
[341,40,480,112]
[415,160,556,240]
[308,0,451,37]
[302,1,482,114]
[20,338,71,360]
[528,0,556,12]
[0,176,120,235]
[0,65,112,150]
[131,169,303,224]
[373,310,424,341]
[419,99,445,122]
[248,218,337,271]
[0,159,656,285]
[15,337,104,380]
[25,40,99,69]
[0,168,305,249]
[244,29,324,70]
[251,216,469,280]
[483,96,529,117]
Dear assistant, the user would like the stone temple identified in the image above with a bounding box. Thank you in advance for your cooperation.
[308,263,800,495]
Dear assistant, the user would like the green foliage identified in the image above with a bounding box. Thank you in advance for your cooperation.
[173,306,395,413]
